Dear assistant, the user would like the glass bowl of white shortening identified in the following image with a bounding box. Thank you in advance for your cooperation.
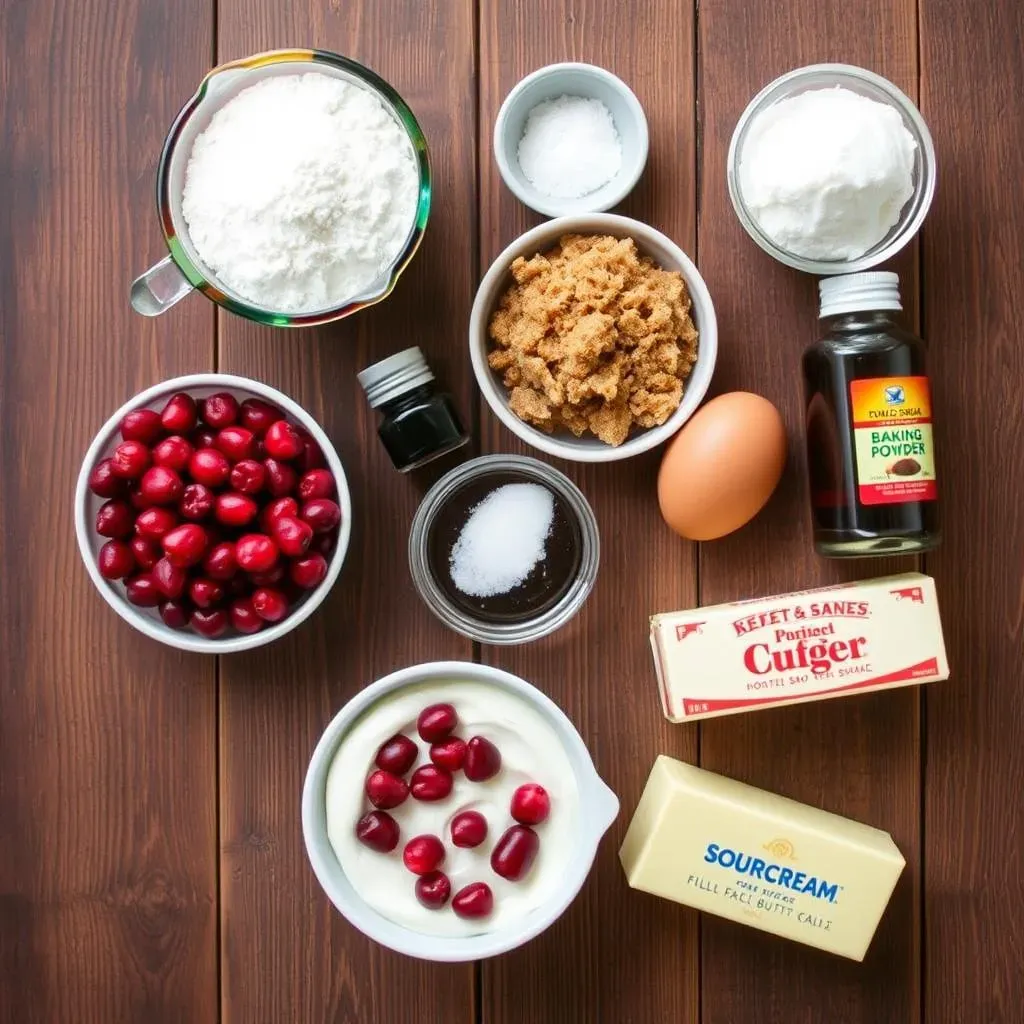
[301,661,619,961]
[727,64,936,275]
[130,49,431,326]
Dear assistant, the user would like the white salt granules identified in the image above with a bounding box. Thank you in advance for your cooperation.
[181,72,419,313]
[738,86,917,261]
[517,95,622,199]
[449,484,555,598]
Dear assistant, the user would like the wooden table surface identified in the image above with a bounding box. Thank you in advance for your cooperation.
[2,0,1023,1021]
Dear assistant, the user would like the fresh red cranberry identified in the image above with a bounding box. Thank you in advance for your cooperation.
[239,398,283,436]
[120,408,164,444]
[179,483,214,521]
[297,430,326,473]
[415,871,451,909]
[402,835,445,876]
[263,420,304,460]
[215,492,258,528]
[355,811,400,854]
[365,769,409,810]
[128,485,152,511]
[235,533,278,573]
[162,523,209,568]
[259,496,298,533]
[247,562,286,586]
[429,737,467,772]
[110,440,150,479]
[410,765,453,802]
[301,498,341,534]
[375,734,418,775]
[189,448,231,488]
[510,784,550,825]
[129,535,160,570]
[289,553,328,590]
[491,825,540,882]
[159,599,190,629]
[88,458,128,499]
[464,736,502,782]
[152,556,188,599]
[139,465,184,505]
[161,393,197,434]
[297,469,335,501]
[216,425,255,461]
[201,392,239,429]
[135,507,178,540]
[272,514,313,556]
[252,587,288,622]
[229,597,264,634]
[450,810,488,849]
[97,540,135,580]
[95,499,133,538]
[189,577,225,609]
[264,458,298,497]
[229,459,266,495]
[203,541,238,580]
[124,573,162,606]
[452,882,493,919]
[417,703,458,743]
[191,607,228,638]
[192,427,218,450]
[151,435,193,472]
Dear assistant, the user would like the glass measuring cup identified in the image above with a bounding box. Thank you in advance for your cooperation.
[130,49,432,327]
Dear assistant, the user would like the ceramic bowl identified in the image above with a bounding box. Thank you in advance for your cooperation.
[493,63,648,218]
[74,373,352,653]
[469,213,717,463]
[301,660,620,961]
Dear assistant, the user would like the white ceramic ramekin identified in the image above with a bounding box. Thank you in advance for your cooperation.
[301,660,620,962]
[74,373,352,654]
[470,213,717,463]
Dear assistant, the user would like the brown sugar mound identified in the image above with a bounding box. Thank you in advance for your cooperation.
[487,234,699,446]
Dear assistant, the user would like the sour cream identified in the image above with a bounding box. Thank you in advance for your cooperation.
[325,679,579,937]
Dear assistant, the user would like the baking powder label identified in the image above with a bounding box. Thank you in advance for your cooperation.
[849,376,937,506]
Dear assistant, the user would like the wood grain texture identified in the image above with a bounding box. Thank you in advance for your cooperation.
[478,3,700,1022]
[214,3,478,1022]
[0,0,218,1022]
[696,3,922,1022]
[919,1,1024,1020]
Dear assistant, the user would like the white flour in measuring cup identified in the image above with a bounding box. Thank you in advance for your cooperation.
[181,72,419,313]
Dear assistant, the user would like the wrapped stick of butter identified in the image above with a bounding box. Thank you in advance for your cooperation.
[650,572,948,723]
[620,756,905,961]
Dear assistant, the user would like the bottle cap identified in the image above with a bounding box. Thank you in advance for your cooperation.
[819,272,902,319]
[357,347,435,408]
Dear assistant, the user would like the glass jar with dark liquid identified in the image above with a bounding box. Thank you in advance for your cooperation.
[803,272,940,557]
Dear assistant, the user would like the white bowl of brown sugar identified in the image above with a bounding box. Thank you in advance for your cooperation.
[469,214,717,464]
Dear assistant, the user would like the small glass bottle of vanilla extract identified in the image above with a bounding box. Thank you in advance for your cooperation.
[802,272,941,558]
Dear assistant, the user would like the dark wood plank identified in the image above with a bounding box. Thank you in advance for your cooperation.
[214,4,478,1022]
[0,1,218,1022]
[919,1,1024,1020]
[478,3,700,1022]
[695,4,923,1022]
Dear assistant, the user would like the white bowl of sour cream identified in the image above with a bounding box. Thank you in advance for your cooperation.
[302,661,619,961]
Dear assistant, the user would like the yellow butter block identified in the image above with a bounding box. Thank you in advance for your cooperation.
[619,756,905,961]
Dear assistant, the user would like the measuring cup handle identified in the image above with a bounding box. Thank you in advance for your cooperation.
[130,254,194,316]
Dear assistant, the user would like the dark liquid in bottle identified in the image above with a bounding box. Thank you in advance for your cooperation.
[803,325,940,557]
[427,471,582,622]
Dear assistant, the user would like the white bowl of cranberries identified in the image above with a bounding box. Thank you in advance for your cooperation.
[75,373,352,652]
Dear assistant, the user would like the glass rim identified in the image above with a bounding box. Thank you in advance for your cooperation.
[408,455,601,645]
[156,48,432,327]
[726,63,937,276]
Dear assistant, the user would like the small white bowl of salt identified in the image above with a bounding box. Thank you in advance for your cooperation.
[494,63,649,218]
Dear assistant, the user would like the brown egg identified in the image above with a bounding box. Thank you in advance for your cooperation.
[657,392,787,541]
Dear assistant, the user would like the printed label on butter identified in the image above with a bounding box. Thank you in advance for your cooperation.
[650,573,948,723]
[619,757,906,961]
[850,376,938,505]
